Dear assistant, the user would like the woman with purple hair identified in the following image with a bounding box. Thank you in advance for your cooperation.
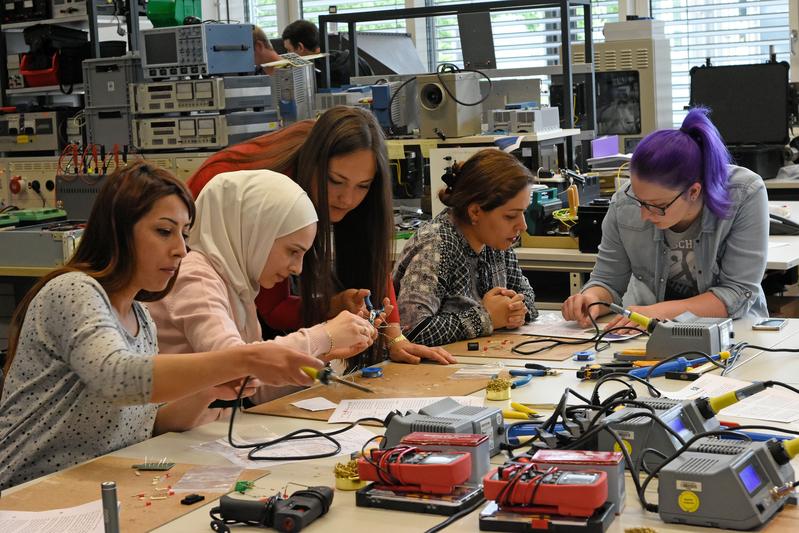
[563,107,769,329]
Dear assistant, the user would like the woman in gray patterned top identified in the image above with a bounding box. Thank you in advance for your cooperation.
[0,162,324,491]
[393,149,538,346]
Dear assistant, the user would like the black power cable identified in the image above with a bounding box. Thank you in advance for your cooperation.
[227,377,383,461]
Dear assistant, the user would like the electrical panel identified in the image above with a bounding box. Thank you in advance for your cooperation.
[132,111,279,151]
[130,76,273,115]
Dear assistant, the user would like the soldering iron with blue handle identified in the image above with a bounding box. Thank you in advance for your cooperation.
[628,353,723,379]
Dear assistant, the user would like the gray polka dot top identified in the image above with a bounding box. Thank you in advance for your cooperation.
[0,272,158,490]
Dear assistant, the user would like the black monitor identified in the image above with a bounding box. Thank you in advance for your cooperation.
[690,62,790,146]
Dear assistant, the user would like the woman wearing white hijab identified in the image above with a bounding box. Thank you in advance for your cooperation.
[148,170,378,432]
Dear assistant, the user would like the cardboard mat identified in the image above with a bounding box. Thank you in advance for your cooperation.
[444,333,597,361]
[248,362,490,422]
[0,455,267,531]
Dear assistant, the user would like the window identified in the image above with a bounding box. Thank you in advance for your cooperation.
[430,0,618,69]
[652,0,790,125]
[301,0,408,32]
[251,0,280,38]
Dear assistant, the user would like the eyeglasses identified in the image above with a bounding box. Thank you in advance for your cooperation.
[624,183,694,216]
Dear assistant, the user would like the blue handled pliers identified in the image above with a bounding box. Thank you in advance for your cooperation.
[509,364,560,388]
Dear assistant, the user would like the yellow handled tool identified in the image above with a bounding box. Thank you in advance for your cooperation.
[502,402,540,420]
[301,366,374,394]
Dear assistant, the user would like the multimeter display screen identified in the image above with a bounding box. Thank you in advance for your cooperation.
[420,454,460,465]
[738,464,763,494]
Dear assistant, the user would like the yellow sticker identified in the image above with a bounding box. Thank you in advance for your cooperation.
[612,439,632,454]
[678,490,700,513]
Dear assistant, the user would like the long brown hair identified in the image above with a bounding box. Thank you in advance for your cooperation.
[2,162,195,389]
[188,107,393,366]
[439,149,533,222]
[187,121,314,198]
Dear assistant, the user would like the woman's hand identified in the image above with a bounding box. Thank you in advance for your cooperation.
[562,292,604,328]
[211,377,263,400]
[505,294,527,329]
[329,288,370,318]
[389,340,457,365]
[482,287,514,329]
[324,310,377,360]
[604,304,667,335]
[247,344,324,386]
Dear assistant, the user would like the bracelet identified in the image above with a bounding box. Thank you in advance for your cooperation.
[324,328,335,356]
[386,334,407,349]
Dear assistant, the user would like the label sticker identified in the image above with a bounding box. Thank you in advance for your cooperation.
[612,439,632,454]
[678,490,700,513]
[676,480,703,492]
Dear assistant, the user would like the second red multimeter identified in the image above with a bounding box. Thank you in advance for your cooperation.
[483,462,608,517]
[357,447,472,494]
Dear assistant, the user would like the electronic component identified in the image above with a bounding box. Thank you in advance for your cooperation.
[209,486,333,533]
[3,0,49,23]
[85,108,134,148]
[140,23,255,80]
[83,53,144,109]
[483,463,608,517]
[0,221,83,268]
[488,110,513,133]
[358,448,472,494]
[530,450,625,514]
[0,111,77,153]
[646,317,733,360]
[596,396,720,470]
[130,76,274,115]
[416,72,482,139]
[7,54,24,89]
[399,432,491,485]
[132,111,278,151]
[50,0,86,18]
[180,493,205,505]
[524,187,562,236]
[55,174,107,220]
[382,397,505,456]
[658,437,796,529]
[272,55,316,124]
[608,305,734,360]
[370,80,418,136]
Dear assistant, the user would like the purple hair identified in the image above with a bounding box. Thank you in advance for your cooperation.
[630,107,732,219]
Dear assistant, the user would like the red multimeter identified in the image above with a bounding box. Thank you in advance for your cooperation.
[482,462,608,517]
[357,447,472,494]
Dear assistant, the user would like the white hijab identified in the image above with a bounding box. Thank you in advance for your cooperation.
[189,170,318,339]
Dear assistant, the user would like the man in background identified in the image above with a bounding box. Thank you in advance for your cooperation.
[281,19,373,87]
[253,25,281,75]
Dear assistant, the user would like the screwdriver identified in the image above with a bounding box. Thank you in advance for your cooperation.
[301,366,374,393]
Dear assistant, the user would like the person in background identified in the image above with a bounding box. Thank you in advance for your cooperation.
[0,162,324,491]
[562,107,769,330]
[281,19,372,87]
[393,149,539,346]
[147,170,380,430]
[253,25,281,75]
[188,106,455,368]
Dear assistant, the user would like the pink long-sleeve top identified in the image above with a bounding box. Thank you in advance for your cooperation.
[147,251,331,361]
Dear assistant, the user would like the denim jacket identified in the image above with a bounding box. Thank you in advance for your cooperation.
[582,165,769,319]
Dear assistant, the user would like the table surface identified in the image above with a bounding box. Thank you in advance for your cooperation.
[5,317,799,532]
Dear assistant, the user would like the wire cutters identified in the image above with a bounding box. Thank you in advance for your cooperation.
[364,295,385,325]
